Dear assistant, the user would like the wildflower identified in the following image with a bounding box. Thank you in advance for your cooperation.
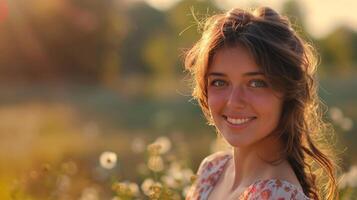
[148,155,164,172]
[340,117,353,131]
[141,178,155,196]
[128,182,140,196]
[339,165,357,189]
[79,187,98,200]
[167,162,194,185]
[141,179,163,197]
[168,162,183,180]
[149,183,162,199]
[154,136,172,154]
[161,175,179,188]
[329,107,343,123]
[160,187,176,200]
[147,143,162,156]
[99,151,117,169]
[150,183,162,193]
[147,136,172,156]
[112,182,127,194]
[112,181,140,197]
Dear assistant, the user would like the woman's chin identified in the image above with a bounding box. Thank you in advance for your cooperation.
[223,137,251,148]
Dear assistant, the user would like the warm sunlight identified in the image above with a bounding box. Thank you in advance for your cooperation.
[140,0,357,38]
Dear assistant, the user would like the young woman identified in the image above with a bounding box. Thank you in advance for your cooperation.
[184,7,338,200]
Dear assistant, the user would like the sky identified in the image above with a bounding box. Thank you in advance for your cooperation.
[136,0,357,38]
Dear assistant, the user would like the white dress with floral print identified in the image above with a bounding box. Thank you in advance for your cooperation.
[186,151,311,200]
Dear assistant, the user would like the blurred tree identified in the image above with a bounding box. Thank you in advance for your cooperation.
[281,0,357,74]
[144,0,221,76]
[97,0,126,86]
[1,0,356,85]
[280,0,313,45]
[143,0,221,97]
[119,2,168,75]
[142,31,176,78]
[0,0,125,84]
[317,26,356,73]
[167,0,220,52]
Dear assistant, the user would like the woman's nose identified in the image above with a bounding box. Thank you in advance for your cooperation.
[226,86,247,108]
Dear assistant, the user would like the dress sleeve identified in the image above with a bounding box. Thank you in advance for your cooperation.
[185,154,211,200]
[185,151,232,200]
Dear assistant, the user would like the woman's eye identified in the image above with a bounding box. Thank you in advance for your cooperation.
[249,79,268,88]
[210,80,226,87]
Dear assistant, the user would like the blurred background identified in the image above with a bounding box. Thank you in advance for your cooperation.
[0,0,356,199]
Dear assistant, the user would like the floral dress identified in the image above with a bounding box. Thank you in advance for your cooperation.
[186,151,311,200]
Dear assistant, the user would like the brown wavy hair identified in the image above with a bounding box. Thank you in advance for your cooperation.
[184,7,338,200]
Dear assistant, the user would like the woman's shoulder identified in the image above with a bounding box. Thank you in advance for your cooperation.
[196,151,232,175]
[185,151,232,200]
[241,179,311,200]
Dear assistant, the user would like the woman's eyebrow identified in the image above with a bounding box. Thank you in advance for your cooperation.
[243,71,265,76]
[207,72,225,77]
[207,71,264,77]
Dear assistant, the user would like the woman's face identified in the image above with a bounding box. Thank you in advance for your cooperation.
[207,46,283,148]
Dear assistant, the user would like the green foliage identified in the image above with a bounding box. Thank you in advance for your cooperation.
[318,27,357,73]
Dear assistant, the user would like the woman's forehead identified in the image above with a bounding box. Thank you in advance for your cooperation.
[208,46,260,73]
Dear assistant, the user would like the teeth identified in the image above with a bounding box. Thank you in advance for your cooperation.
[226,117,253,125]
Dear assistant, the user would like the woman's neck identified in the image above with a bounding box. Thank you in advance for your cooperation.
[230,135,285,191]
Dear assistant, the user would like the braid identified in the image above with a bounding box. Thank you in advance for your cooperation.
[288,145,319,199]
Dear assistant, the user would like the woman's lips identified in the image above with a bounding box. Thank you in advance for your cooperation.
[223,115,256,127]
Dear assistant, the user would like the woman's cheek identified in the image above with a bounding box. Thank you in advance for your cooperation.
[245,90,265,104]
[207,91,225,109]
[251,92,283,117]
[247,90,274,103]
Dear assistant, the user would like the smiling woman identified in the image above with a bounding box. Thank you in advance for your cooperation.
[207,46,284,149]
[184,6,338,200]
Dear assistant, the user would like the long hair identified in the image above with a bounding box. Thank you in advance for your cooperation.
[184,7,338,200]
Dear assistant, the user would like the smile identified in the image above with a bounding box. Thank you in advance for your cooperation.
[224,116,256,126]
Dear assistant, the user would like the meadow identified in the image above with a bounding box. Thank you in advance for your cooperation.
[1,0,357,199]
[0,73,356,200]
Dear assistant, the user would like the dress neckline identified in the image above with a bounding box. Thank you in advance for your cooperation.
[212,152,308,199]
